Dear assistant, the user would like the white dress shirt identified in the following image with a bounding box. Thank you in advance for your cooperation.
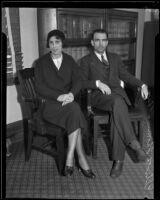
[94,51,108,63]
[94,51,109,87]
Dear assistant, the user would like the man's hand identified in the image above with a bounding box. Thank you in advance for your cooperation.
[97,81,111,95]
[57,92,74,106]
[141,84,149,100]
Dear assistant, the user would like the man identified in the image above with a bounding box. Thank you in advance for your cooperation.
[79,29,149,178]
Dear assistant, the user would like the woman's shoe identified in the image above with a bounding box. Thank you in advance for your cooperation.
[78,167,96,179]
[76,162,96,179]
[64,166,74,176]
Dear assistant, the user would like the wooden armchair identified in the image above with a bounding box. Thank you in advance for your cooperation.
[18,68,66,175]
[81,81,150,159]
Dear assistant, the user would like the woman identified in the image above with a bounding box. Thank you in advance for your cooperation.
[34,29,95,179]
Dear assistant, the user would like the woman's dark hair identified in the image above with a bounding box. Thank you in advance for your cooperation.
[46,29,65,48]
[91,29,108,40]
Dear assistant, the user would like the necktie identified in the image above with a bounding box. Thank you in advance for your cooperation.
[101,55,109,68]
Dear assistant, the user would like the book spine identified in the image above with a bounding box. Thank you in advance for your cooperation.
[61,16,67,38]
[82,18,88,38]
[67,15,72,38]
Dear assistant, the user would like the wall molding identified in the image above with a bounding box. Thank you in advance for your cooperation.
[7,120,24,143]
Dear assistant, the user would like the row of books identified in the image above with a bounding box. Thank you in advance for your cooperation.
[108,21,131,38]
[59,15,103,39]
[59,15,133,39]
[63,46,90,61]
[63,43,132,62]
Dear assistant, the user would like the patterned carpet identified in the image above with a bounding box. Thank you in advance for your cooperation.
[6,119,154,199]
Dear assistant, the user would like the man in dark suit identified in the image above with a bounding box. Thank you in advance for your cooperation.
[79,29,149,178]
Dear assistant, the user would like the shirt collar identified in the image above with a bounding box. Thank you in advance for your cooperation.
[94,51,108,62]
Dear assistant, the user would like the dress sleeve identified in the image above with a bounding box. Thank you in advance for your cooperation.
[34,60,60,101]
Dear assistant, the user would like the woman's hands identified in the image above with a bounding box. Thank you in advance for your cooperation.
[57,92,74,106]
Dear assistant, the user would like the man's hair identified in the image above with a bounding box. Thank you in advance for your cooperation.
[46,29,65,48]
[91,29,108,40]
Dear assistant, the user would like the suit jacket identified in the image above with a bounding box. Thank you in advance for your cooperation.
[79,51,144,106]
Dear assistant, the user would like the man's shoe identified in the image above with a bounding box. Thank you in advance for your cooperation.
[135,148,148,162]
[110,160,123,179]
[129,140,148,162]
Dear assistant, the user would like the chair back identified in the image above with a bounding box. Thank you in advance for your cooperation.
[18,68,39,110]
[18,68,46,135]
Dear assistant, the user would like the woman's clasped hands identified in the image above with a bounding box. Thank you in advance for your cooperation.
[57,92,74,106]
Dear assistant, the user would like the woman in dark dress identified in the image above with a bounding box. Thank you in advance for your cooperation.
[34,29,95,179]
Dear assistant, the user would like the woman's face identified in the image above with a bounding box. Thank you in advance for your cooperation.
[49,36,63,58]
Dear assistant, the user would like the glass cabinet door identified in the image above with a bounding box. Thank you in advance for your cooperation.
[106,9,138,75]
[57,8,105,61]
[59,14,104,40]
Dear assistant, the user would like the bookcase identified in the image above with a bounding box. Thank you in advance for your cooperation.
[57,8,105,62]
[57,8,138,75]
[37,8,138,75]
[106,9,137,75]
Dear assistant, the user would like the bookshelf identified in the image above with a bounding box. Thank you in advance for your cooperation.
[106,9,137,75]
[57,8,137,75]
[57,8,105,62]
[37,8,138,75]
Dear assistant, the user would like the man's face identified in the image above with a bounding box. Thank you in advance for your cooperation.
[91,32,108,54]
[49,36,62,57]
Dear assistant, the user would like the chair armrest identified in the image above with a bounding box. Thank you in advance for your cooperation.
[124,85,142,107]
[22,96,45,105]
[79,89,94,117]
[22,96,46,119]
[87,89,94,115]
[23,97,34,102]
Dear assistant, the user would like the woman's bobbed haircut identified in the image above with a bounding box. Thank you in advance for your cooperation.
[46,29,65,48]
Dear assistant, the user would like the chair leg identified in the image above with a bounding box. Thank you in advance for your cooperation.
[6,138,12,157]
[92,119,99,159]
[138,120,143,146]
[56,134,65,175]
[25,120,34,161]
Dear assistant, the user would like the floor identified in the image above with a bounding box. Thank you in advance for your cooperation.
[5,119,154,199]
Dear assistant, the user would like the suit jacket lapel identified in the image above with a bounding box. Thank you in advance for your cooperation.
[90,51,111,81]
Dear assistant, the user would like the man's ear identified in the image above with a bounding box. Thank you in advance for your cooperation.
[91,40,94,47]
[106,40,108,47]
